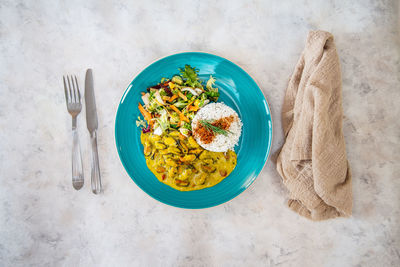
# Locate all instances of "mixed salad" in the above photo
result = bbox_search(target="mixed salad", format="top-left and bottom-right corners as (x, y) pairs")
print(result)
(136, 65), (220, 137)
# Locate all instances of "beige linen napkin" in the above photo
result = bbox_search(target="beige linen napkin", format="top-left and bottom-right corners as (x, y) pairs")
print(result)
(276, 30), (352, 221)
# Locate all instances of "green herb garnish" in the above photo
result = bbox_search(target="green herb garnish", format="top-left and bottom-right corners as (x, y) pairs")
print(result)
(205, 91), (219, 98)
(179, 65), (203, 89)
(182, 122), (192, 130)
(199, 119), (232, 136)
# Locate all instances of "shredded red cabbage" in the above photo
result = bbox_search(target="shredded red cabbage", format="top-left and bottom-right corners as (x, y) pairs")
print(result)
(146, 83), (173, 96)
(164, 87), (173, 96)
(142, 125), (151, 133)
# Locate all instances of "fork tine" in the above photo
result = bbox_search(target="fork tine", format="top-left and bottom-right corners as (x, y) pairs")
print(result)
(63, 76), (69, 103)
(74, 76), (81, 103)
(71, 75), (77, 103)
(67, 76), (73, 103)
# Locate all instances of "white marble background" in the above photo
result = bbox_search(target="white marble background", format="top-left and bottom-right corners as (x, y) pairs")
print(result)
(1, 0), (399, 266)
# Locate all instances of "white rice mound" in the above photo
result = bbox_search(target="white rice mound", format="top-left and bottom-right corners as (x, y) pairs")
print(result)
(192, 103), (242, 152)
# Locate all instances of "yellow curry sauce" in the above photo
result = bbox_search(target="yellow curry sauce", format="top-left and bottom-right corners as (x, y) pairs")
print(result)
(141, 131), (237, 191)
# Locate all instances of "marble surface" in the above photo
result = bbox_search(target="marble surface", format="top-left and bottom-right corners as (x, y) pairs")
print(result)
(1, 0), (399, 266)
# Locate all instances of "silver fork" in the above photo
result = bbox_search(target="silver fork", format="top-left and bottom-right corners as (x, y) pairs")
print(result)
(63, 75), (84, 190)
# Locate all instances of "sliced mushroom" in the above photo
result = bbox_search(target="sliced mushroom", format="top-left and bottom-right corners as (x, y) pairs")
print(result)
(169, 131), (180, 137)
(199, 150), (212, 160)
(179, 141), (189, 153)
(167, 147), (181, 155)
(187, 136), (200, 148)
(219, 169), (227, 177)
(156, 166), (166, 173)
(201, 164), (216, 173)
(163, 136), (177, 147)
(168, 167), (177, 178)
(194, 174), (207, 185)
(143, 145), (152, 156)
(180, 154), (196, 162)
(158, 149), (170, 155)
(175, 179), (189, 187)
(150, 134), (161, 141)
(155, 142), (167, 150)
(202, 158), (214, 165)
(180, 168), (192, 180)
(188, 148), (203, 155)
(165, 158), (178, 167)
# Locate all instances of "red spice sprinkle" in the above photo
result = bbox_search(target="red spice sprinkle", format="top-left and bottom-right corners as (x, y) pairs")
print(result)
(194, 115), (235, 144)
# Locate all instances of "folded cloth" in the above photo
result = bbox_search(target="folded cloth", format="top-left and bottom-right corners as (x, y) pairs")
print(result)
(276, 30), (352, 221)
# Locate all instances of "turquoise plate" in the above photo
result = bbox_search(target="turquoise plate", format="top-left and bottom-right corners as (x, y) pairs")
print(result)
(115, 52), (272, 209)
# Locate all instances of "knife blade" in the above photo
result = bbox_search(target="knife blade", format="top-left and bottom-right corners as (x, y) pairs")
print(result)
(85, 69), (102, 194)
(85, 69), (98, 132)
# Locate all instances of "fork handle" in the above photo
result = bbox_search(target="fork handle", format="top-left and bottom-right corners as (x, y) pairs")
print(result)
(72, 128), (84, 190)
(90, 131), (102, 194)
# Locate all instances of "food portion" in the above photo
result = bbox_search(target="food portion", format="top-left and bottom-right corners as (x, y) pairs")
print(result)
(136, 65), (242, 191)
(192, 103), (242, 152)
(141, 131), (237, 191)
(136, 65), (219, 137)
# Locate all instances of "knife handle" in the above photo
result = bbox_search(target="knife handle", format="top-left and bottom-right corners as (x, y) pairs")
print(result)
(90, 131), (102, 194)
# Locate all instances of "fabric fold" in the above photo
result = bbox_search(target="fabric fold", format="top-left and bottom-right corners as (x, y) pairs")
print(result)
(276, 30), (352, 221)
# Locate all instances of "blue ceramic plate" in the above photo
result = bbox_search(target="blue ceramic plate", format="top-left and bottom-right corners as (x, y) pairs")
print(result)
(115, 52), (272, 209)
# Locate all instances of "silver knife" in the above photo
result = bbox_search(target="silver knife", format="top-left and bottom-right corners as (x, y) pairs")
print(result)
(85, 69), (102, 194)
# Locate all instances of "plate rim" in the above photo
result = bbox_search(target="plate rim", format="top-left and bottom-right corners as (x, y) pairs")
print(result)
(115, 51), (273, 209)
